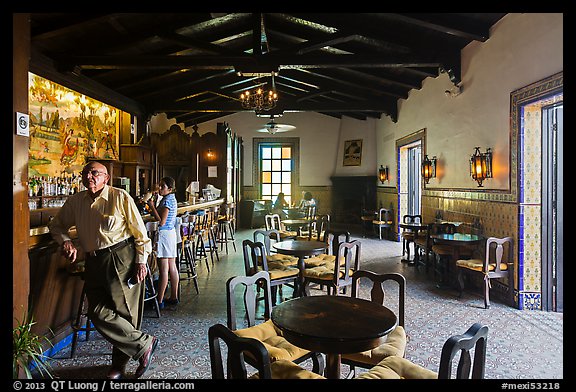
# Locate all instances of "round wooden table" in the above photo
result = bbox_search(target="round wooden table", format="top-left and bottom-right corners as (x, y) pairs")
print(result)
(273, 240), (328, 297)
(271, 295), (397, 379)
(430, 233), (484, 289)
(281, 218), (310, 231)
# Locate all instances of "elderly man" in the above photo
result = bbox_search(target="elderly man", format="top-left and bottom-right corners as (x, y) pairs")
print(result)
(48, 161), (157, 379)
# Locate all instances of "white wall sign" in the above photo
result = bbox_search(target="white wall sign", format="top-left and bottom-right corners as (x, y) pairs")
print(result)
(208, 166), (218, 178)
(16, 112), (29, 136)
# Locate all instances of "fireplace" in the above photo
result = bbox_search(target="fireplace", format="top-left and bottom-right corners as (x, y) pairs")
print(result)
(330, 176), (377, 225)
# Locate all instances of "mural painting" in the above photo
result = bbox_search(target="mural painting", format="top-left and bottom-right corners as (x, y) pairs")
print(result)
(28, 73), (119, 178)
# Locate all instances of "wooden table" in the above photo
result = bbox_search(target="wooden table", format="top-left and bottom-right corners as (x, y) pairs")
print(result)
(281, 218), (310, 231)
(273, 240), (328, 297)
(430, 233), (484, 288)
(271, 295), (397, 379)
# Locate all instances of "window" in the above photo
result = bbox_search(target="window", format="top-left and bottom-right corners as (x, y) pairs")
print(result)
(254, 138), (299, 206)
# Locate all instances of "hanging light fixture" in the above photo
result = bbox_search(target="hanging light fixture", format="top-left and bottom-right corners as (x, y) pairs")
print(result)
(378, 165), (389, 183)
(240, 72), (279, 112)
(421, 155), (437, 184)
(470, 147), (492, 187)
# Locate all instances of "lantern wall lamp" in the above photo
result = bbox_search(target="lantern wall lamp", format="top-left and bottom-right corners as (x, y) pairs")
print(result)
(470, 147), (492, 187)
(378, 165), (389, 183)
(421, 155), (437, 184)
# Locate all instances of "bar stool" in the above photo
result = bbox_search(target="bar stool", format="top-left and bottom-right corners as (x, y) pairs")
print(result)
(69, 261), (97, 358)
(216, 202), (237, 254)
(144, 221), (162, 317)
(179, 214), (199, 294)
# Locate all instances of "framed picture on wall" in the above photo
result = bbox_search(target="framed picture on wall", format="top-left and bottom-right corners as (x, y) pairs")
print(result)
(343, 139), (363, 166)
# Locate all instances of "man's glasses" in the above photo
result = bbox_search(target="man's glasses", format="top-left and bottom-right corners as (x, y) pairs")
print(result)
(82, 169), (107, 178)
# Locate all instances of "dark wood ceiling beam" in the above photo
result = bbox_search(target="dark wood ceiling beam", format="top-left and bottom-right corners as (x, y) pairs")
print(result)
(157, 32), (239, 55)
(386, 13), (491, 42)
(31, 13), (124, 41)
(56, 53), (444, 70)
(152, 99), (393, 114)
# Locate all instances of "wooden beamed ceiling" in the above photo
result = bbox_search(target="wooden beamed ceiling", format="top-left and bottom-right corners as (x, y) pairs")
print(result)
(30, 12), (506, 126)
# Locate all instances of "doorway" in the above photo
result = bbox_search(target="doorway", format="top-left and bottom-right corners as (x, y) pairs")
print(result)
(397, 129), (425, 239)
(542, 103), (563, 312)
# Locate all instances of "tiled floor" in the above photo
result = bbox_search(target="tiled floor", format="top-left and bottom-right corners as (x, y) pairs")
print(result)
(46, 228), (563, 380)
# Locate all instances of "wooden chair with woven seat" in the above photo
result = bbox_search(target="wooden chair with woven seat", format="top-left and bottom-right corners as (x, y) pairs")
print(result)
(264, 213), (298, 240)
(301, 239), (361, 296)
(253, 229), (298, 267)
(373, 207), (393, 240)
(297, 214), (330, 241)
(430, 222), (458, 282)
(414, 223), (434, 271)
(356, 323), (489, 379)
(302, 229), (351, 268)
(225, 271), (325, 376)
(208, 323), (325, 379)
(401, 214), (422, 261)
(341, 270), (407, 378)
(456, 236), (515, 309)
(144, 221), (162, 317)
(242, 239), (300, 304)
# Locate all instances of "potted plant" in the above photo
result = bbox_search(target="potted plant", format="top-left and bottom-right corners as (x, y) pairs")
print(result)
(13, 310), (54, 379)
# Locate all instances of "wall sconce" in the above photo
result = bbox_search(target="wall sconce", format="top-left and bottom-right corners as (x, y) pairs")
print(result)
(421, 155), (437, 184)
(470, 147), (492, 187)
(206, 148), (215, 160)
(378, 165), (389, 183)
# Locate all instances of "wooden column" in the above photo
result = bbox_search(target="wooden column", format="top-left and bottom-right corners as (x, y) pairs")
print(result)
(13, 13), (31, 326)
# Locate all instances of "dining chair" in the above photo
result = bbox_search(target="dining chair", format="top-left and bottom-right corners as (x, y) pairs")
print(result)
(414, 223), (434, 271)
(264, 213), (298, 240)
(208, 323), (325, 379)
(401, 214), (422, 260)
(356, 323), (489, 379)
(341, 270), (407, 378)
(224, 271), (325, 375)
(253, 229), (298, 267)
(301, 239), (361, 296)
(456, 236), (515, 309)
(242, 239), (299, 304)
(302, 229), (351, 268)
(430, 222), (458, 281)
(372, 208), (393, 240)
(298, 214), (330, 241)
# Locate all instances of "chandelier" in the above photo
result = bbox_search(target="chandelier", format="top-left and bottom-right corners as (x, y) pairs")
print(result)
(240, 74), (278, 112)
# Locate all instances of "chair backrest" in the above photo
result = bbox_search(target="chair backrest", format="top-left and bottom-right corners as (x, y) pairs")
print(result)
(242, 239), (269, 277)
(324, 229), (351, 256)
(403, 214), (422, 224)
(351, 270), (406, 327)
(145, 221), (159, 243)
(226, 270), (273, 330)
(264, 214), (282, 231)
(305, 214), (331, 241)
(208, 322), (272, 379)
(304, 204), (317, 220)
(438, 323), (489, 379)
(431, 222), (456, 235)
(331, 240), (361, 287)
(253, 229), (281, 254)
(484, 237), (514, 275)
(376, 208), (393, 225)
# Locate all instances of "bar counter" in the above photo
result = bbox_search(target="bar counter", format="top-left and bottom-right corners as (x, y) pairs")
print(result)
(27, 198), (224, 346)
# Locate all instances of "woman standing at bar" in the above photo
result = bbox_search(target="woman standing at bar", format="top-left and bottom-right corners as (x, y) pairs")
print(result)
(147, 177), (179, 308)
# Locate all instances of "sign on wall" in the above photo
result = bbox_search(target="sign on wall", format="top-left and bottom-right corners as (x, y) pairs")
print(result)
(343, 139), (363, 166)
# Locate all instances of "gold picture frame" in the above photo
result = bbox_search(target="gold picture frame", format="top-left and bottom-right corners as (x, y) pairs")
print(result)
(343, 139), (362, 166)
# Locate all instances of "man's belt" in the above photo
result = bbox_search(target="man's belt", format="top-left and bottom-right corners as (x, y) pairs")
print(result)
(88, 237), (133, 257)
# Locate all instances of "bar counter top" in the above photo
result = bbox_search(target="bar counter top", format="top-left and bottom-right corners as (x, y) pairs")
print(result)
(29, 198), (225, 241)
